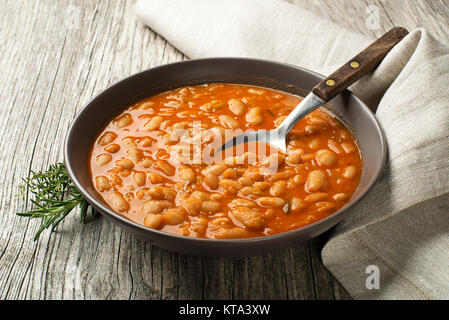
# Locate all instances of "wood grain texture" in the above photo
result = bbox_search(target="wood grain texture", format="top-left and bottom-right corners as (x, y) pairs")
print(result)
(1, 0), (447, 300)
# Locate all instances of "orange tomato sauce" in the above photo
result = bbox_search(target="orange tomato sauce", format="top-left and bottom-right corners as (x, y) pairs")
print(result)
(89, 84), (362, 239)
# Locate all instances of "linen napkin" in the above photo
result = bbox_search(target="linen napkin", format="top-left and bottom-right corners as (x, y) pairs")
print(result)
(136, 0), (449, 299)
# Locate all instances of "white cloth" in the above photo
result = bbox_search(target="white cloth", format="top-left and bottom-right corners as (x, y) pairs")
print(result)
(136, 0), (449, 299)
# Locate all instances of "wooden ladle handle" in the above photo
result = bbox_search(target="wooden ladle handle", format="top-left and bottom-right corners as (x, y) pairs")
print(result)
(312, 27), (409, 101)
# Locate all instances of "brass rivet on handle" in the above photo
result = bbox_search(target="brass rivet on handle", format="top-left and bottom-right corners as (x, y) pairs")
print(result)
(326, 79), (336, 86)
(350, 61), (360, 68)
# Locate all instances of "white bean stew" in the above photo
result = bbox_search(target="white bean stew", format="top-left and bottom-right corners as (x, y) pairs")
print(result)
(90, 84), (362, 239)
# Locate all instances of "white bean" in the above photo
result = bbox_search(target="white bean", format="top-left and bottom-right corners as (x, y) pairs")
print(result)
(290, 197), (306, 213)
(96, 154), (112, 166)
(245, 107), (262, 124)
(179, 167), (195, 182)
(144, 116), (164, 131)
(214, 227), (249, 239)
(98, 132), (117, 145)
(315, 149), (337, 166)
(143, 214), (164, 229)
(182, 198), (202, 216)
(154, 160), (175, 176)
(108, 192), (130, 212)
(343, 166), (357, 179)
(163, 208), (187, 225)
(341, 142), (355, 154)
(148, 172), (164, 184)
(204, 173), (219, 189)
(228, 98), (246, 115)
(133, 172), (146, 187)
(95, 175), (111, 191)
(239, 186), (255, 196)
(142, 200), (172, 215)
(127, 149), (143, 163)
(238, 176), (254, 186)
(218, 115), (239, 129)
(116, 158), (134, 170)
(219, 179), (242, 193)
(231, 206), (265, 229)
(140, 101), (155, 109)
(257, 197), (285, 208)
(201, 201), (220, 213)
(286, 150), (304, 165)
(308, 138), (320, 149)
(148, 186), (176, 200)
(114, 113), (133, 128)
(269, 181), (287, 197)
(222, 168), (238, 179)
(304, 192), (328, 203)
(333, 193), (348, 201)
(122, 137), (137, 148)
(202, 164), (228, 176)
(306, 170), (326, 192)
(104, 144), (120, 153)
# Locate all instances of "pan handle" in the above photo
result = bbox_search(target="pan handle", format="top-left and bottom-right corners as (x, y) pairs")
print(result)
(312, 27), (409, 101)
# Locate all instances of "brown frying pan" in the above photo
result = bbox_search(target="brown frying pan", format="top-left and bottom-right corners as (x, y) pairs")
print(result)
(64, 28), (408, 256)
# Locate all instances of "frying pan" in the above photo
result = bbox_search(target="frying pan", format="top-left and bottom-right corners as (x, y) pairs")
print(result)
(64, 57), (387, 256)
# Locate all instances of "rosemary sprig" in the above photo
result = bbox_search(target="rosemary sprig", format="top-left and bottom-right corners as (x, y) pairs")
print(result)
(17, 163), (93, 241)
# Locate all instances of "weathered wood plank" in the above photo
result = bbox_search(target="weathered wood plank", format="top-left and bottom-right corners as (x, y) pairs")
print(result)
(1, 0), (447, 300)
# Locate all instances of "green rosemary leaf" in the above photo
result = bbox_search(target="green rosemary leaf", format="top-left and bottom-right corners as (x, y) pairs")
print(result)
(51, 203), (78, 233)
(17, 162), (93, 241)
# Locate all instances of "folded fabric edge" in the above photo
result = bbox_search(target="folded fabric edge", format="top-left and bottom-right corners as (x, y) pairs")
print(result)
(134, 0), (369, 66)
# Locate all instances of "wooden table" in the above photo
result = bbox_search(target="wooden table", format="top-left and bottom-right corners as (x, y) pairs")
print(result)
(1, 0), (448, 300)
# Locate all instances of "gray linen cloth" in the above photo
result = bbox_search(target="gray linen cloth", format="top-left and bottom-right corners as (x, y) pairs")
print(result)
(136, 0), (449, 299)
